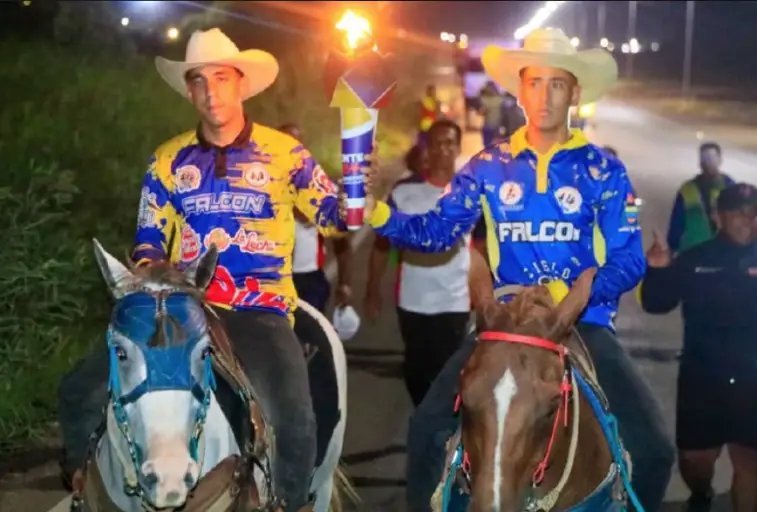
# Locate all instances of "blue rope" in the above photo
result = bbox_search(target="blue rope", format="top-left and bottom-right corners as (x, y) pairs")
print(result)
(441, 445), (462, 511)
(573, 371), (645, 512)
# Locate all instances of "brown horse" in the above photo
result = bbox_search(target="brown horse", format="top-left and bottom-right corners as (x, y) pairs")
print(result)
(437, 250), (631, 511)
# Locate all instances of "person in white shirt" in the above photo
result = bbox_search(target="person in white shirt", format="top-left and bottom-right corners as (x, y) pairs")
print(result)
(364, 120), (471, 406)
(279, 123), (352, 313)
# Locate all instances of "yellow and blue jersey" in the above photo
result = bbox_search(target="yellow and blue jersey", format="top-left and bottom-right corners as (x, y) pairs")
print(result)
(369, 127), (645, 330)
(132, 122), (346, 320)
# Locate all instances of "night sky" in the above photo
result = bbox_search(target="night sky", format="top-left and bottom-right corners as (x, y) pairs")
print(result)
(5, 1), (756, 86)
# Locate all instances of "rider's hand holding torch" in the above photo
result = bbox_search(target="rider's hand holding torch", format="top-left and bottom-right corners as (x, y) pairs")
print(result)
(326, 10), (397, 230)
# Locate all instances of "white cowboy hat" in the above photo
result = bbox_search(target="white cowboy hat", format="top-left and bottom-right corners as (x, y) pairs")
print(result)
(481, 27), (618, 105)
(155, 28), (279, 101)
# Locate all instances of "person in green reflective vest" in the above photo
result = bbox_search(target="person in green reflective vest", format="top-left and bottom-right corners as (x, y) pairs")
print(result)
(667, 142), (734, 253)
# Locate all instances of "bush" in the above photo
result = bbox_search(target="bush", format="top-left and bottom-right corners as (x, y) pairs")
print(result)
(0, 35), (419, 451)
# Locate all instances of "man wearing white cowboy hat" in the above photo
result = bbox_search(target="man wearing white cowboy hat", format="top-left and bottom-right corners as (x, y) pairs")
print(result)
(362, 28), (674, 510)
(58, 28), (349, 512)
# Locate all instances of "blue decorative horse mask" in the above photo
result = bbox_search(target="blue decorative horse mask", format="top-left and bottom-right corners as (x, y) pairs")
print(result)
(93, 239), (221, 480)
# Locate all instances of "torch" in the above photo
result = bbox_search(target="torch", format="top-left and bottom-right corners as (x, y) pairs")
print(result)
(325, 10), (397, 231)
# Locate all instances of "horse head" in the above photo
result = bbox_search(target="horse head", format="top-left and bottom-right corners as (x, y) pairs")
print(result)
(93, 239), (220, 509)
(461, 249), (607, 511)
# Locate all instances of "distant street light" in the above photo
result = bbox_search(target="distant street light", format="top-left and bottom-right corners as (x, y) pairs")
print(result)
(600, 37), (609, 48)
(621, 43), (630, 54)
(121, 17), (130, 27)
(650, 41), (660, 52)
(629, 37), (640, 54)
(167, 27), (180, 40)
(570, 37), (580, 48)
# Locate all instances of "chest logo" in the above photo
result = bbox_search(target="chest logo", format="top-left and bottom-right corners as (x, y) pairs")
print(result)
(237, 162), (271, 189)
(499, 181), (524, 207)
(555, 186), (583, 215)
(175, 165), (202, 194)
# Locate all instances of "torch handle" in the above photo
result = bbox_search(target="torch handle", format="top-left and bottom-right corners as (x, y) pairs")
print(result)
(340, 107), (379, 231)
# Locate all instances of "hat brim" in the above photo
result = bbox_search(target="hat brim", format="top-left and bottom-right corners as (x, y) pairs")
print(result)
(481, 46), (618, 105)
(155, 49), (279, 101)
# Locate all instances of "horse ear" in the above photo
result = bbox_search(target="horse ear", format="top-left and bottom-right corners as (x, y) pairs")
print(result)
(92, 238), (135, 299)
(184, 245), (219, 290)
(552, 268), (597, 335)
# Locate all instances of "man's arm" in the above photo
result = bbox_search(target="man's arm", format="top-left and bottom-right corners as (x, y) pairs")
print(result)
(332, 236), (352, 290)
(367, 159), (483, 253)
(289, 145), (347, 238)
(589, 161), (647, 305)
(666, 192), (685, 253)
(471, 216), (489, 266)
(640, 260), (682, 314)
(131, 155), (180, 265)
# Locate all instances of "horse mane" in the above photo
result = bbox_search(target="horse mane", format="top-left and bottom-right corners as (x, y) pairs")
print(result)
(128, 259), (230, 348)
(468, 247), (558, 336)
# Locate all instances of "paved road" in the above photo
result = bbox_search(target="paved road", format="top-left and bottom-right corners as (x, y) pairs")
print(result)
(4, 98), (757, 511)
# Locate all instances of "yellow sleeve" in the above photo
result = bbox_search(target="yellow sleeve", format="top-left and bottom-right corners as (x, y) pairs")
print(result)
(289, 144), (347, 238)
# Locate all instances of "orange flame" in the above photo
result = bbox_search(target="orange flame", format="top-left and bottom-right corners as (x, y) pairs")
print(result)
(335, 10), (372, 52)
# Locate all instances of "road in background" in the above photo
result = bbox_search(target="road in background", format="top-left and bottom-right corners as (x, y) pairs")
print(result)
(5, 82), (757, 511)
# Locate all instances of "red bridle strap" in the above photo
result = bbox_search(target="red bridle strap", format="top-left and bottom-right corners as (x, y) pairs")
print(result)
(477, 331), (569, 363)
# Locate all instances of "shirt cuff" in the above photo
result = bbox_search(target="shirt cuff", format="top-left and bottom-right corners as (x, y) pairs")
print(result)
(368, 201), (391, 228)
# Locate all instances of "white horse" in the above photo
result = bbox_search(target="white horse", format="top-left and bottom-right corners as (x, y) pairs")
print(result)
(60, 240), (351, 512)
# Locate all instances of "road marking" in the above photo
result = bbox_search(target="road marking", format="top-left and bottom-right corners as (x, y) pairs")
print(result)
(492, 369), (518, 510)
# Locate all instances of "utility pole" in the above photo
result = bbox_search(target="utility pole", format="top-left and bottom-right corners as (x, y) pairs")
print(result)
(597, 1), (606, 44)
(577, 2), (588, 45)
(626, 0), (637, 79)
(682, 1), (695, 96)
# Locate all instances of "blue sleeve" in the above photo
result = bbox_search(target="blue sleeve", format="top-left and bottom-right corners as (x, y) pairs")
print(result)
(372, 160), (483, 253)
(666, 192), (685, 253)
(589, 161), (646, 305)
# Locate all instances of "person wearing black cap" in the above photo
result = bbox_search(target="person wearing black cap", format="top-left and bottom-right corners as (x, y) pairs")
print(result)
(641, 182), (757, 512)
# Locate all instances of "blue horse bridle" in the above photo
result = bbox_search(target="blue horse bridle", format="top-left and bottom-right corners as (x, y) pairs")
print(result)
(106, 287), (217, 500)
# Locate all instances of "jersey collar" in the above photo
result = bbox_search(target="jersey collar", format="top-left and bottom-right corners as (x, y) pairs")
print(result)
(509, 126), (590, 193)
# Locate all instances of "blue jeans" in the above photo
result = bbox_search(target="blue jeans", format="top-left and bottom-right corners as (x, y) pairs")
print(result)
(405, 323), (675, 512)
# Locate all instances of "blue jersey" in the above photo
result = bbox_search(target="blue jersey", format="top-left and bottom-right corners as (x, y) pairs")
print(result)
(370, 128), (646, 329)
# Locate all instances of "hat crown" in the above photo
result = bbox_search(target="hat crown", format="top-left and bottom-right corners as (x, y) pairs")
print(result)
(185, 28), (241, 63)
(522, 28), (577, 56)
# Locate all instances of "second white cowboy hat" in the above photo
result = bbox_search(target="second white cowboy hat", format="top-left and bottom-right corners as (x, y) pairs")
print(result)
(481, 27), (618, 105)
(155, 28), (279, 101)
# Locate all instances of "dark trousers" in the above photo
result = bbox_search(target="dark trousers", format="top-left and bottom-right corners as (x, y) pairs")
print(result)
(58, 308), (315, 512)
(396, 308), (470, 407)
(405, 322), (675, 512)
(293, 270), (331, 314)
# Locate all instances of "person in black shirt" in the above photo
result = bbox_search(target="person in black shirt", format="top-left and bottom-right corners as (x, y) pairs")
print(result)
(641, 182), (757, 512)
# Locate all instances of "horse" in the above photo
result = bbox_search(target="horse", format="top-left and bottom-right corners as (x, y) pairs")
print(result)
(64, 239), (354, 512)
(431, 250), (641, 512)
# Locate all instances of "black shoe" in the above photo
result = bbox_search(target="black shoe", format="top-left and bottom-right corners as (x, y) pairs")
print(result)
(684, 491), (713, 512)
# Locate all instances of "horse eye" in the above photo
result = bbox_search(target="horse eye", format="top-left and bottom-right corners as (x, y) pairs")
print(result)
(115, 346), (128, 362)
(201, 346), (213, 360)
